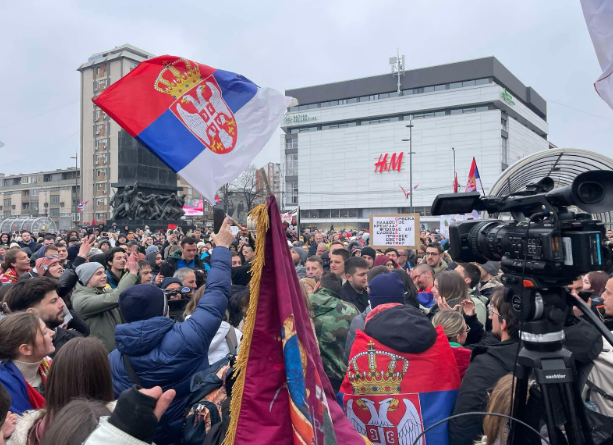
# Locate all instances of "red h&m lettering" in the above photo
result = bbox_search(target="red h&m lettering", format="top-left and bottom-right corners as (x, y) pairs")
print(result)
(375, 153), (403, 173)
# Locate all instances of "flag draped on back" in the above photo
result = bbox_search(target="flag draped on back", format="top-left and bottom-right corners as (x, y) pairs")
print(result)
(581, 0), (613, 110)
(93, 56), (295, 204)
(225, 196), (368, 445)
(464, 157), (482, 193)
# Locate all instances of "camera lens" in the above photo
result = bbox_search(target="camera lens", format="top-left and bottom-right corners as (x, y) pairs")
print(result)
(577, 182), (603, 204)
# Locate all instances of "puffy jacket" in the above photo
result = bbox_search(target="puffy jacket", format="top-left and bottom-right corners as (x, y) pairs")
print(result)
(109, 247), (231, 445)
(449, 316), (603, 445)
(71, 273), (138, 352)
(159, 250), (205, 278)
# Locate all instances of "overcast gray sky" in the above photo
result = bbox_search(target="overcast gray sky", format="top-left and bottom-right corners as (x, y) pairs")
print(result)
(1, 0), (612, 176)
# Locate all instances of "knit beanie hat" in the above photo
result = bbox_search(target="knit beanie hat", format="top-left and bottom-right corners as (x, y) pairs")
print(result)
(361, 246), (376, 259)
(290, 247), (307, 265)
(76, 262), (104, 286)
(369, 274), (406, 308)
(35, 256), (61, 275)
(482, 261), (500, 277)
(119, 284), (167, 323)
(161, 277), (183, 289)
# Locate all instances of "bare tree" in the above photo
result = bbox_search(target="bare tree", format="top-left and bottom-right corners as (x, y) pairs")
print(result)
(231, 165), (267, 212)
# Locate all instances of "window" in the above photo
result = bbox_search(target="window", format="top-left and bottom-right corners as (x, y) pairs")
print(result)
(290, 181), (298, 205)
(318, 209), (330, 218)
(130, 61), (139, 71)
(96, 198), (105, 207)
(95, 110), (100, 121)
(463, 80), (476, 87)
(50, 195), (60, 204)
(320, 102), (330, 108)
(96, 169), (107, 179)
(329, 100), (339, 106)
(379, 93), (389, 100)
(435, 111), (446, 117)
(389, 116), (400, 122)
(413, 87), (424, 94)
(346, 98), (358, 104)
(359, 96), (370, 102)
(290, 128), (299, 134)
(403, 89), (414, 95)
(3, 199), (11, 207)
(339, 208), (349, 218)
(423, 112), (435, 119)
(360, 120), (369, 126)
(338, 99), (347, 105)
(502, 117), (509, 132)
(463, 107), (477, 113)
(286, 153), (298, 176)
(449, 82), (462, 89)
(348, 208), (358, 218)
(31, 189), (39, 196)
(502, 137), (508, 164)
(450, 109), (462, 115)
(388, 92), (399, 98)
(434, 85), (446, 91)
(423, 86), (435, 93)
(20, 177), (30, 184)
(31, 202), (38, 210)
(348, 121), (357, 127)
(475, 78), (490, 85)
(97, 183), (106, 192)
(307, 103), (318, 110)
(22, 203), (29, 210)
(285, 138), (298, 150)
(476, 105), (489, 112)
(50, 208), (60, 217)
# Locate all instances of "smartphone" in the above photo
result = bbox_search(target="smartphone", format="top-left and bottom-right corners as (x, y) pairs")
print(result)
(87, 228), (94, 235)
(102, 232), (108, 237)
(213, 207), (226, 234)
(578, 290), (593, 302)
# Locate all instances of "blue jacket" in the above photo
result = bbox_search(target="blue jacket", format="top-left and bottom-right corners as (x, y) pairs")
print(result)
(0, 361), (34, 415)
(108, 247), (231, 445)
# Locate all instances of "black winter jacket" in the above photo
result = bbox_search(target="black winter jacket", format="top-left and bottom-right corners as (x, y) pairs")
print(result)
(339, 281), (369, 313)
(449, 316), (603, 445)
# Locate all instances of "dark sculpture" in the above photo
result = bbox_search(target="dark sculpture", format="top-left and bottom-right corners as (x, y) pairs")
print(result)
(111, 184), (186, 220)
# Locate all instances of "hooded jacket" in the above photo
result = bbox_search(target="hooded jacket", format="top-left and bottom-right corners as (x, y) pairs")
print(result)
(339, 281), (369, 313)
(71, 272), (138, 352)
(159, 249), (205, 277)
(308, 287), (359, 391)
(449, 316), (603, 445)
(108, 247), (230, 445)
(479, 274), (503, 301)
(432, 258), (450, 276)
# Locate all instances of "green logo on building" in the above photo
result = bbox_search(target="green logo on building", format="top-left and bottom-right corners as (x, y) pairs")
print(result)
(502, 88), (515, 106)
(284, 114), (317, 125)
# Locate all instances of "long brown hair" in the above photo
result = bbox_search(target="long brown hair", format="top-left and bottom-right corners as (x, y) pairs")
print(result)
(0, 312), (42, 360)
(184, 284), (206, 319)
(587, 270), (609, 296)
(483, 373), (514, 445)
(0, 248), (26, 271)
(39, 399), (111, 445)
(436, 271), (468, 301)
(44, 337), (114, 417)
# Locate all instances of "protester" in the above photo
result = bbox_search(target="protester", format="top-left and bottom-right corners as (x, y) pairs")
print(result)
(432, 310), (471, 379)
(308, 272), (359, 393)
(160, 237), (204, 277)
(71, 256), (139, 352)
(104, 248), (127, 290)
(305, 256), (323, 281)
(17, 232), (36, 252)
(583, 270), (609, 308)
(290, 247), (308, 279)
(329, 249), (348, 280)
(373, 254), (397, 270)
(8, 337), (114, 445)
(425, 242), (449, 275)
(360, 246), (376, 268)
(0, 313), (54, 415)
(432, 271), (487, 325)
(308, 232), (324, 256)
(108, 218), (233, 444)
(0, 250), (31, 284)
(475, 261), (503, 300)
(1, 383), (18, 445)
(231, 252), (242, 267)
(339, 257), (369, 312)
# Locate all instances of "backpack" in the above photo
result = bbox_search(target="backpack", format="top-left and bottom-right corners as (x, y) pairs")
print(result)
(182, 354), (236, 445)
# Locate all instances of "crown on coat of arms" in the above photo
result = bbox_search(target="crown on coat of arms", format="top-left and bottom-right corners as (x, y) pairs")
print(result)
(154, 58), (203, 98)
(348, 341), (408, 395)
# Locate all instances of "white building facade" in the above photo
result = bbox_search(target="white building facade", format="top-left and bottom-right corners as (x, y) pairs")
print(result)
(280, 57), (549, 231)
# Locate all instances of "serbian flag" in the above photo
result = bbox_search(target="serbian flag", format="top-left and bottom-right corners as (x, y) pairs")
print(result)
(340, 325), (460, 444)
(581, 0), (613, 110)
(214, 195), (221, 206)
(464, 157), (482, 193)
(77, 201), (88, 212)
(224, 196), (367, 445)
(453, 173), (458, 193)
(93, 56), (295, 204)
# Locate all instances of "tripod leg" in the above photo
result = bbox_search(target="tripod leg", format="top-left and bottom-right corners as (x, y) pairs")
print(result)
(566, 381), (596, 445)
(510, 367), (530, 445)
(540, 383), (563, 445)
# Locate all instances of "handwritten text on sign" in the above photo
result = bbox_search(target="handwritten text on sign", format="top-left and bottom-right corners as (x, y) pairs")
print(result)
(372, 216), (416, 247)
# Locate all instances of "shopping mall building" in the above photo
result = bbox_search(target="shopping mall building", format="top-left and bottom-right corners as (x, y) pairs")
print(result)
(280, 56), (550, 231)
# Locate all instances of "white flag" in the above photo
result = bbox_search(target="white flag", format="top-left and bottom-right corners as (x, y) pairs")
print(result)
(581, 0), (613, 110)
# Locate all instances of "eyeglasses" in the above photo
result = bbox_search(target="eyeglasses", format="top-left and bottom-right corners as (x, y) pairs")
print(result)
(45, 254), (59, 259)
(425, 252), (439, 256)
(488, 307), (503, 319)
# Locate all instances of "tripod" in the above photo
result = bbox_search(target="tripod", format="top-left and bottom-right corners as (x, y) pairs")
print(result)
(506, 282), (613, 445)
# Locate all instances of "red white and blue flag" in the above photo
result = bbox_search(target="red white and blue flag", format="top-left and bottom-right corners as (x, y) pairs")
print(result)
(340, 326), (460, 445)
(399, 184), (419, 200)
(93, 56), (295, 204)
(453, 172), (458, 193)
(464, 157), (482, 193)
(77, 201), (88, 212)
(214, 194), (221, 206)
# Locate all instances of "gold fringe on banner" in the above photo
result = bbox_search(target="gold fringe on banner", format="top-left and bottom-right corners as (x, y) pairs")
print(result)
(223, 203), (269, 445)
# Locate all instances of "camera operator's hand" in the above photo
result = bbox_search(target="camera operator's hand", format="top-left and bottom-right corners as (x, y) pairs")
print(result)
(155, 274), (164, 285)
(211, 216), (233, 248)
(461, 299), (475, 317)
(126, 252), (139, 275)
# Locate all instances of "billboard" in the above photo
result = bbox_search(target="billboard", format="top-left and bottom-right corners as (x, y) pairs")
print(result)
(182, 198), (204, 216)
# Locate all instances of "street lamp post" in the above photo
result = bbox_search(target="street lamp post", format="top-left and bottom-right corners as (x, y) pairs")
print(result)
(401, 120), (415, 213)
(70, 153), (78, 223)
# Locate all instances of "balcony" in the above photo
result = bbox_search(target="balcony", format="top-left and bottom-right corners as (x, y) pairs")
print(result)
(94, 155), (108, 167)
(94, 187), (107, 197)
(95, 138), (109, 153)
(95, 172), (108, 183)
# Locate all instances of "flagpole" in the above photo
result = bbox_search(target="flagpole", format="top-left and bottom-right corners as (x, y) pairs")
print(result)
(452, 147), (456, 192)
(476, 157), (487, 196)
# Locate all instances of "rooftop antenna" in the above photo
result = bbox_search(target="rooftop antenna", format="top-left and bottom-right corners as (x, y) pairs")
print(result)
(389, 48), (405, 95)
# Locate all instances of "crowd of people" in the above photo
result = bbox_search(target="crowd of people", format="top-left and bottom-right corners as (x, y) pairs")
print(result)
(0, 222), (611, 444)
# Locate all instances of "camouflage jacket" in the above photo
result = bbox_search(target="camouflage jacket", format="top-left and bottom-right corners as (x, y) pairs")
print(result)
(309, 288), (360, 383)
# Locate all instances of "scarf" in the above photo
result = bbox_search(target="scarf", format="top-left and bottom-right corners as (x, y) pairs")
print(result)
(0, 267), (19, 283)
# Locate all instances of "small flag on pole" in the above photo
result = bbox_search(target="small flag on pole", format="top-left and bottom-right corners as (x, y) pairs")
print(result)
(93, 56), (295, 205)
(77, 201), (88, 212)
(214, 194), (221, 206)
(399, 184), (419, 200)
(465, 157), (482, 193)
